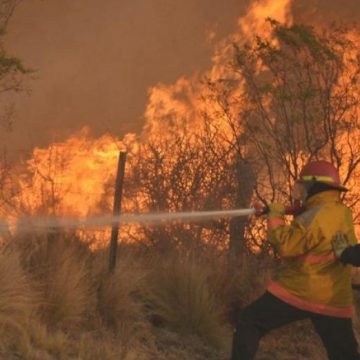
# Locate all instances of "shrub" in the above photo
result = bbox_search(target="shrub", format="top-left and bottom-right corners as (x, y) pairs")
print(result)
(11, 233), (95, 329)
(142, 253), (228, 349)
(97, 251), (148, 355)
(41, 236), (95, 328)
(0, 246), (37, 354)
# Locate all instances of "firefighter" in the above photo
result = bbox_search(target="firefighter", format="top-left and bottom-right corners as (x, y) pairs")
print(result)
(231, 160), (360, 360)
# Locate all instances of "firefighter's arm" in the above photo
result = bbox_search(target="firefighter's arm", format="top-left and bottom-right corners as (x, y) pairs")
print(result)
(340, 245), (360, 266)
(332, 232), (360, 266)
(332, 209), (360, 266)
(267, 203), (317, 258)
(268, 221), (314, 257)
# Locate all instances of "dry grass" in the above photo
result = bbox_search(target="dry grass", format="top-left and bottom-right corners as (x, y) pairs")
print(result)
(0, 235), (356, 359)
(0, 246), (37, 355)
(141, 253), (229, 349)
(76, 329), (152, 360)
(42, 241), (94, 328)
(150, 328), (227, 360)
(96, 251), (150, 357)
(11, 233), (95, 329)
(97, 252), (145, 326)
(26, 321), (68, 359)
(256, 320), (328, 360)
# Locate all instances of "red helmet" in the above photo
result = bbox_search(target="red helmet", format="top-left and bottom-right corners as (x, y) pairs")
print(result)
(298, 160), (347, 191)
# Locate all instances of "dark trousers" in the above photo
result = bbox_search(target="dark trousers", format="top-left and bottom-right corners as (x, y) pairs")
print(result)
(231, 292), (360, 360)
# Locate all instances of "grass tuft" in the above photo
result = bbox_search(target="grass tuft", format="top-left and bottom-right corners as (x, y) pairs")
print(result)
(0, 246), (37, 354)
(142, 253), (228, 349)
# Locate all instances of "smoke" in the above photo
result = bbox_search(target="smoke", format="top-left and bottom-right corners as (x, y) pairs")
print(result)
(291, 0), (360, 26)
(2, 0), (360, 157)
(3, 0), (246, 154)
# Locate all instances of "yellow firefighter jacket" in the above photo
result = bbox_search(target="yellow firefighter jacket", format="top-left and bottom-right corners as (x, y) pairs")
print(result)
(267, 190), (356, 318)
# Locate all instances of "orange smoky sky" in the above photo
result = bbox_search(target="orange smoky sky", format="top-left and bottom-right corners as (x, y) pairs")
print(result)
(2, 0), (360, 157)
(3, 0), (246, 155)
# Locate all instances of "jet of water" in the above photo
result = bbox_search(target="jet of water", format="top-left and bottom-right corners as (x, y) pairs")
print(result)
(1, 208), (256, 234)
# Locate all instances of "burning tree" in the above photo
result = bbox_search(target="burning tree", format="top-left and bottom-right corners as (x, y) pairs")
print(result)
(234, 20), (360, 198)
(128, 124), (233, 252)
(2, 18), (360, 264)
(208, 20), (360, 255)
(123, 21), (360, 258)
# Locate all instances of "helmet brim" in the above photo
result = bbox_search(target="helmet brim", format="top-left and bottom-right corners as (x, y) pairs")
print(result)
(297, 179), (348, 192)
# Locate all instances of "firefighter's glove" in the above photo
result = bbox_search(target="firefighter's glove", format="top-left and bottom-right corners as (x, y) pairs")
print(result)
(267, 203), (285, 230)
(254, 202), (268, 217)
(332, 232), (349, 259)
(268, 203), (285, 219)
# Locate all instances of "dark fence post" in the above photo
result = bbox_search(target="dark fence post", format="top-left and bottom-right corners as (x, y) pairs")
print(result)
(109, 151), (127, 273)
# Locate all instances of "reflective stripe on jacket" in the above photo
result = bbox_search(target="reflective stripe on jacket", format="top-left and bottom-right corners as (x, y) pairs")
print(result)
(267, 190), (356, 318)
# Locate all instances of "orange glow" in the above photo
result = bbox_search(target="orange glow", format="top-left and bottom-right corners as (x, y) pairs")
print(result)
(238, 0), (293, 36)
(2, 0), (360, 248)
(20, 128), (138, 216)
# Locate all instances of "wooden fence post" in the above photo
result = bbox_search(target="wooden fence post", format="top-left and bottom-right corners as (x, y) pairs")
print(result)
(109, 151), (127, 272)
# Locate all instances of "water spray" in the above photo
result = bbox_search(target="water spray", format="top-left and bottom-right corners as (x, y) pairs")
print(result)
(0, 208), (257, 234)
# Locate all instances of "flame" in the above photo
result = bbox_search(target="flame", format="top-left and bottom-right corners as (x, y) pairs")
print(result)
(4, 128), (138, 219)
(210, 0), (293, 80)
(144, 0), (294, 139)
(238, 0), (293, 36)
(2, 0), (360, 247)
